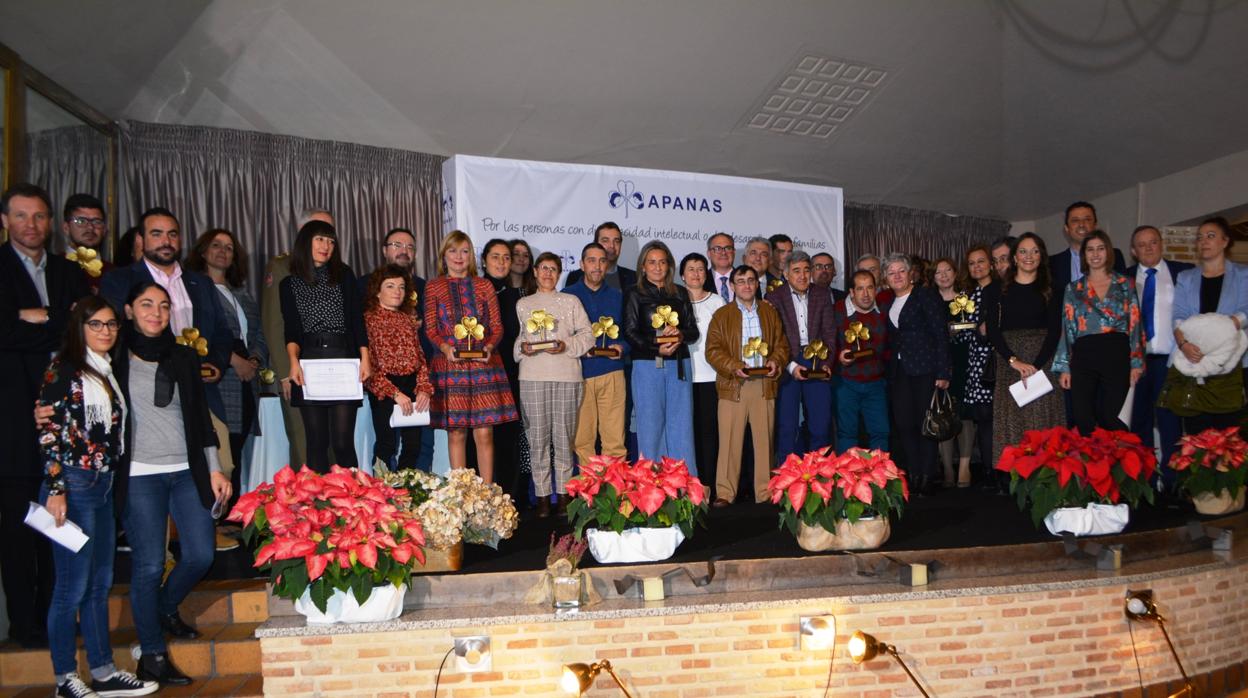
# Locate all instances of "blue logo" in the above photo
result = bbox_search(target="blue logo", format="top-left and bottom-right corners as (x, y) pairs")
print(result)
(608, 180), (645, 218)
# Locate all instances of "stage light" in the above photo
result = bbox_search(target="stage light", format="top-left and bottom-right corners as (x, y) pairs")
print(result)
(560, 660), (634, 697)
(453, 636), (491, 672)
(1123, 590), (1194, 698)
(800, 615), (836, 650)
(847, 630), (931, 698)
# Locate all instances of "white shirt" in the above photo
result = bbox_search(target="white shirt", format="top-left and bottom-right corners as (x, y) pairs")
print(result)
(711, 268), (734, 302)
(786, 289), (810, 375)
(845, 295), (877, 317)
(145, 259), (195, 334)
(688, 293), (726, 383)
(1136, 261), (1176, 355)
(889, 291), (911, 327)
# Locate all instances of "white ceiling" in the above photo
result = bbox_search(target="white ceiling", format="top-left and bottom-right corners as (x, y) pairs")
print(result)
(3, 0), (1247, 221)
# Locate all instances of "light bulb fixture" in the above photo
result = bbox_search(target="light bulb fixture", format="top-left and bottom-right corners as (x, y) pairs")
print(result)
(453, 636), (491, 672)
(1123, 590), (1194, 698)
(560, 659), (634, 697)
(800, 614), (837, 650)
(847, 630), (931, 698)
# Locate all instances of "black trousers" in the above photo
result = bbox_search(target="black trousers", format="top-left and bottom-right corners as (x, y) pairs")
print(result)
(0, 476), (54, 643)
(368, 373), (426, 471)
(691, 381), (719, 495)
(1070, 332), (1130, 436)
(888, 364), (938, 482)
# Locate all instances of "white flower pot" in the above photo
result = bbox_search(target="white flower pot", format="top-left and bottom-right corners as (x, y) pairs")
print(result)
(586, 525), (685, 564)
(1043, 503), (1129, 537)
(1192, 488), (1246, 516)
(295, 583), (407, 624)
(796, 517), (891, 552)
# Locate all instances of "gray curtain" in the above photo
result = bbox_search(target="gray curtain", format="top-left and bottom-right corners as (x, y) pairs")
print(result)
(26, 125), (112, 255)
(845, 202), (1010, 269)
(117, 121), (445, 296)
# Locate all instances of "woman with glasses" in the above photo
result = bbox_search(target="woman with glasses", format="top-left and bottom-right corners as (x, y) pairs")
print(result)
(984, 233), (1065, 467)
(39, 296), (158, 698)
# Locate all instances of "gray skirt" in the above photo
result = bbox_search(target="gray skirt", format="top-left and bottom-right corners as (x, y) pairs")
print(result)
(990, 328), (1065, 466)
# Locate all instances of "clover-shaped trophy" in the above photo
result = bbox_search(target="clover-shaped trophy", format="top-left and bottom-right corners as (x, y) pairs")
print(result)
(589, 316), (621, 358)
(742, 336), (771, 377)
(651, 305), (681, 345)
(67, 247), (104, 278)
(523, 309), (559, 353)
(453, 316), (487, 359)
(948, 293), (978, 332)
(176, 327), (216, 379)
(843, 320), (874, 361)
(767, 277), (785, 294)
(803, 339), (831, 380)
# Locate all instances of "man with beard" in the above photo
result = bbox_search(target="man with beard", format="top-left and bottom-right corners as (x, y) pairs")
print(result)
(811, 252), (847, 304)
(563, 222), (637, 290)
(60, 194), (112, 291)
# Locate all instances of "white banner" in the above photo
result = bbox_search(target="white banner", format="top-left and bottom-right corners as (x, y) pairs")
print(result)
(442, 155), (844, 288)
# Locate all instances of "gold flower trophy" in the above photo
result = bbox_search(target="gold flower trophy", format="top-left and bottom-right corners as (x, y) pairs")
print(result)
(453, 316), (487, 359)
(803, 339), (831, 380)
(67, 247), (104, 278)
(589, 316), (621, 358)
(742, 336), (771, 377)
(523, 309), (559, 353)
(948, 293), (978, 332)
(651, 305), (681, 345)
(177, 327), (217, 379)
(843, 320), (874, 362)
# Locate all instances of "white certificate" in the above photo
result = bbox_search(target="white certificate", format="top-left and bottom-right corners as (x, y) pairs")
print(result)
(25, 501), (89, 552)
(1008, 370), (1054, 408)
(300, 358), (364, 401)
(389, 404), (431, 428)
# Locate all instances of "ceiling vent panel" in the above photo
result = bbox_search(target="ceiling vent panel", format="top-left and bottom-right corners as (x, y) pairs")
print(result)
(740, 51), (892, 142)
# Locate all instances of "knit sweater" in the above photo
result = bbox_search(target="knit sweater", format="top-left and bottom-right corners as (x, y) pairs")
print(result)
(364, 307), (434, 400)
(513, 291), (595, 382)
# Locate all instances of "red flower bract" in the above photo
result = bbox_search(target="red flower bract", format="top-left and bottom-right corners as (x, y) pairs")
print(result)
(563, 456), (707, 537)
(767, 447), (909, 534)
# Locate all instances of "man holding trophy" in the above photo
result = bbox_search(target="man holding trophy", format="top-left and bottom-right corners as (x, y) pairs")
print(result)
(836, 269), (890, 452)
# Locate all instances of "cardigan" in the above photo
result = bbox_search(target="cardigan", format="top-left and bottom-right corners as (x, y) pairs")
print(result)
(514, 291), (595, 382)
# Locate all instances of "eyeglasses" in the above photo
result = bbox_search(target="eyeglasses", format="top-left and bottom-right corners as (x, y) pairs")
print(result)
(709, 245), (734, 254)
(85, 320), (120, 332)
(385, 242), (416, 252)
(813, 264), (834, 271)
(70, 217), (106, 228)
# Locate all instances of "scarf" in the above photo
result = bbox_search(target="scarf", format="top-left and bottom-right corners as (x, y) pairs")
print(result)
(124, 324), (181, 407)
(84, 349), (127, 455)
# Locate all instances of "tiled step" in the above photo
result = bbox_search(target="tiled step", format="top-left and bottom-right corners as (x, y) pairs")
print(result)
(109, 579), (269, 631)
(0, 674), (263, 697)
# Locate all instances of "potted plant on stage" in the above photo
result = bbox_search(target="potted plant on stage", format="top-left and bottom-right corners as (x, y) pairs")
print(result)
(229, 465), (426, 624)
(769, 447), (909, 552)
(1170, 427), (1248, 516)
(997, 427), (1156, 536)
(565, 455), (707, 564)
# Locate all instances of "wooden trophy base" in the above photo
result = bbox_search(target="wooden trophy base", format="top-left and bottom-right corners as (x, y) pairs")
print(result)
(655, 334), (681, 345)
(455, 349), (487, 360)
(806, 369), (831, 380)
(587, 346), (620, 358)
(523, 340), (558, 352)
(948, 321), (978, 332)
(743, 366), (771, 377)
(847, 348), (875, 362)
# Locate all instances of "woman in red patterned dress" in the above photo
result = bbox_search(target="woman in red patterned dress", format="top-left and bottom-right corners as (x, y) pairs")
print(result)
(424, 231), (519, 482)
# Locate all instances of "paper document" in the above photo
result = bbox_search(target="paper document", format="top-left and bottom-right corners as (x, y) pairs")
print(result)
(300, 359), (364, 401)
(25, 501), (89, 552)
(390, 404), (431, 428)
(1008, 370), (1055, 408)
(1118, 385), (1135, 426)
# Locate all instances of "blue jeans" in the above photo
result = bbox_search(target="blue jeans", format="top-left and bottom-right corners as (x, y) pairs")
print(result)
(123, 469), (215, 654)
(776, 357), (834, 464)
(631, 358), (697, 475)
(836, 378), (890, 452)
(41, 466), (117, 678)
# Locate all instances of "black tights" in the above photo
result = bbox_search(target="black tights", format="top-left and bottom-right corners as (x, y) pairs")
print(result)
(301, 403), (359, 472)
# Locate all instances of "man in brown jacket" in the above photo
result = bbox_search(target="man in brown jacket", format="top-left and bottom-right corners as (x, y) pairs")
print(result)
(704, 265), (789, 506)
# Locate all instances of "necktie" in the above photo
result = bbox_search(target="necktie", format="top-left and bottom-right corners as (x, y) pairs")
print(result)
(1142, 268), (1156, 342)
(719, 275), (730, 302)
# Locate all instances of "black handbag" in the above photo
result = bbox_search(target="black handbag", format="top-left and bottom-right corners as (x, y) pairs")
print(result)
(922, 387), (962, 441)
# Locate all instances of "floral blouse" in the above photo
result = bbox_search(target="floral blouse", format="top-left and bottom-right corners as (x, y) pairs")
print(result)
(1052, 273), (1144, 374)
(364, 307), (434, 400)
(39, 360), (126, 495)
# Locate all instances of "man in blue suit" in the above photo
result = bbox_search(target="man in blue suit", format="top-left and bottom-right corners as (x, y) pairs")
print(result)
(1126, 225), (1192, 485)
(101, 207), (233, 422)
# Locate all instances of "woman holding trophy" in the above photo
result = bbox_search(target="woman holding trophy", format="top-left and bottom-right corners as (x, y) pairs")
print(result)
(514, 252), (594, 517)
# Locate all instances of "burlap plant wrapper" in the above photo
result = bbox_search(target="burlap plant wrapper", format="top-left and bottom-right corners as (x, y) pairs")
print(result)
(524, 558), (602, 606)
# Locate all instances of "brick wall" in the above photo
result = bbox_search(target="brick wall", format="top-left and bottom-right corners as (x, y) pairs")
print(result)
(259, 562), (1248, 697)
(1163, 227), (1197, 264)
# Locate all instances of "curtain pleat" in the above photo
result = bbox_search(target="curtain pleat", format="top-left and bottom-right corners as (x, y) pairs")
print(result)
(26, 125), (112, 255)
(117, 121), (445, 296)
(845, 202), (1009, 268)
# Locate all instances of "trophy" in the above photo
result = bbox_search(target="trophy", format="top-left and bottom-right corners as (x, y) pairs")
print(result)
(651, 305), (681, 345)
(742, 336), (771, 377)
(948, 293), (978, 332)
(803, 339), (831, 380)
(177, 327), (216, 379)
(453, 316), (487, 359)
(67, 247), (104, 278)
(522, 309), (559, 353)
(259, 368), (276, 385)
(767, 277), (785, 293)
(589, 316), (621, 358)
(843, 321), (874, 361)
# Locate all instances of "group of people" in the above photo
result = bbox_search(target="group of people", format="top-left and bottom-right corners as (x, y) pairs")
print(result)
(2, 179), (1245, 697)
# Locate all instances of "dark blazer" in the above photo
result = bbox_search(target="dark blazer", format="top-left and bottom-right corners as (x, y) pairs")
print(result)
(1125, 259), (1194, 287)
(767, 285), (841, 364)
(1050, 246), (1127, 294)
(100, 261), (233, 419)
(564, 265), (637, 291)
(0, 242), (90, 478)
(830, 287), (848, 305)
(883, 286), (951, 381)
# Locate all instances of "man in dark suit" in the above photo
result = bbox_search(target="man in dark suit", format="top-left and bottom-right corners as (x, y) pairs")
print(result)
(744, 237), (782, 297)
(769, 251), (841, 465)
(1049, 201), (1127, 293)
(701, 232), (737, 302)
(101, 207), (233, 422)
(0, 183), (90, 647)
(563, 221), (637, 290)
(811, 252), (848, 304)
(1126, 225), (1193, 486)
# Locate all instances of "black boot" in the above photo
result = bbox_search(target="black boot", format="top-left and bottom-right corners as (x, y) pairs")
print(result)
(137, 652), (192, 686)
(160, 612), (200, 639)
(556, 494), (571, 517)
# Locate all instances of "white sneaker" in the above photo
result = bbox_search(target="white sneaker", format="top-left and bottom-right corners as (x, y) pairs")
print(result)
(56, 673), (100, 698)
(91, 670), (159, 697)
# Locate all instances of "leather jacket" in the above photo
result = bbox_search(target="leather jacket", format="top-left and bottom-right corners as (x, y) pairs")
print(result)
(622, 281), (699, 363)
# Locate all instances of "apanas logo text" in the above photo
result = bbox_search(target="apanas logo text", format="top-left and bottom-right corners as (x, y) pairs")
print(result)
(608, 179), (723, 217)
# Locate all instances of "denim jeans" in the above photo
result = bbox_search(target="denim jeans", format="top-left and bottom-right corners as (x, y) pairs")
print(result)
(40, 466), (117, 678)
(776, 357), (834, 464)
(123, 469), (215, 654)
(630, 358), (697, 475)
(836, 378), (890, 452)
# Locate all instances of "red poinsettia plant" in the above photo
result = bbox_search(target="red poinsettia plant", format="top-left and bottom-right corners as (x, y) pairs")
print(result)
(996, 427), (1156, 527)
(565, 455), (708, 538)
(229, 465), (426, 612)
(768, 447), (909, 536)
(1170, 427), (1248, 501)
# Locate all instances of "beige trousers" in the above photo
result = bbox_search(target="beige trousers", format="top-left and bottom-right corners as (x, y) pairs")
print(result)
(715, 379), (775, 504)
(573, 371), (628, 465)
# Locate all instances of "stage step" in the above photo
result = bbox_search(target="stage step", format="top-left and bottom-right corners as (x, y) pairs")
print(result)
(1, 581), (268, 693)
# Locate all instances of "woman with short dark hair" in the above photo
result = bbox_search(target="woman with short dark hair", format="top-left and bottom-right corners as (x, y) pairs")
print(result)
(364, 264), (433, 472)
